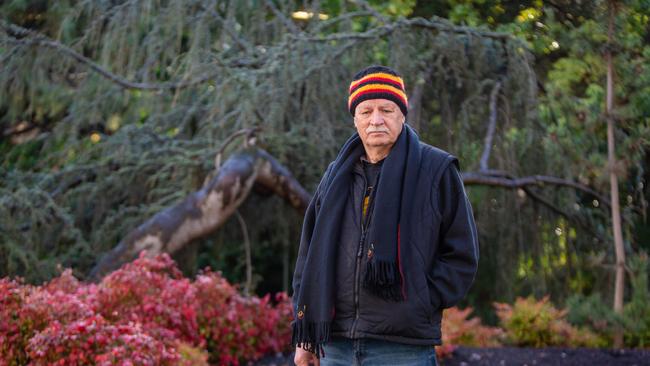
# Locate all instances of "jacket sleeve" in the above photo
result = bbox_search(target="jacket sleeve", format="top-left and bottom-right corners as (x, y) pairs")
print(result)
(428, 162), (479, 310)
(291, 163), (332, 309)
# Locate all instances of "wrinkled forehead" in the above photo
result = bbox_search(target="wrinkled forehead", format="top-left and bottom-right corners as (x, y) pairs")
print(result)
(356, 99), (399, 110)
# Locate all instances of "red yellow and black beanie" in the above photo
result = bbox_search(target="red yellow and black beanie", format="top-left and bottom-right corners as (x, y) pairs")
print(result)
(348, 65), (408, 117)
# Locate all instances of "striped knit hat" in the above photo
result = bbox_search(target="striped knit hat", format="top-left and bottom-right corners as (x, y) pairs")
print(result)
(348, 65), (408, 117)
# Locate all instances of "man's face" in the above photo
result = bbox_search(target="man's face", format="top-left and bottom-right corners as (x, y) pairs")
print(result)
(353, 99), (405, 149)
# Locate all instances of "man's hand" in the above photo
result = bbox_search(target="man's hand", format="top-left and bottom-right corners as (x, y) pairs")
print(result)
(294, 346), (320, 366)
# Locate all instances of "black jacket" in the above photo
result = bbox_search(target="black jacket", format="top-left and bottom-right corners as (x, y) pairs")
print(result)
(293, 142), (479, 346)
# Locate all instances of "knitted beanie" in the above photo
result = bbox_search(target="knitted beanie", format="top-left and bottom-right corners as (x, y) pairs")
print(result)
(348, 65), (408, 117)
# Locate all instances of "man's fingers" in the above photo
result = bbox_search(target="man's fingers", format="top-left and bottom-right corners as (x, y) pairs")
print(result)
(309, 352), (320, 366)
(294, 347), (318, 366)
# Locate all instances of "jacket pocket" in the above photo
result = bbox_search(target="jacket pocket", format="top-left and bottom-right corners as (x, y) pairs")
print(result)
(412, 269), (435, 322)
(425, 272), (443, 311)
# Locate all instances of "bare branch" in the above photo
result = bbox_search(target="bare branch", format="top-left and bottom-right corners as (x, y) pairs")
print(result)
(480, 81), (501, 171)
(235, 210), (253, 296)
(462, 171), (611, 209)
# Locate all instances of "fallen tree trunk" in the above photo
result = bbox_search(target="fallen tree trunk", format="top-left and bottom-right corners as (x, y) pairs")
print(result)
(90, 145), (611, 281)
(88, 147), (310, 280)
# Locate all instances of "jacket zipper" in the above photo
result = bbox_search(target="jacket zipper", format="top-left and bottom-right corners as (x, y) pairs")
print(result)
(350, 177), (372, 338)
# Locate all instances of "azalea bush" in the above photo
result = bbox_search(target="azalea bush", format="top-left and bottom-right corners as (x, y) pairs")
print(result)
(0, 253), (292, 366)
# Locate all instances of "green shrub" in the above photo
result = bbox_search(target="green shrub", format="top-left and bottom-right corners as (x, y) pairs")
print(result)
(623, 253), (650, 348)
(494, 296), (605, 347)
(567, 252), (650, 348)
(566, 293), (619, 346)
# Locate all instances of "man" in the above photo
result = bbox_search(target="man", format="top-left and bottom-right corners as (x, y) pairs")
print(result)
(292, 65), (479, 366)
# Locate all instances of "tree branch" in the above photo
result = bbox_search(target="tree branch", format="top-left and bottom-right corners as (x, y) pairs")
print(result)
(254, 149), (312, 212)
(2, 21), (222, 91)
(407, 65), (433, 131)
(202, 0), (255, 53)
(2, 15), (520, 94)
(264, 0), (301, 34)
(521, 186), (607, 243)
(480, 81), (501, 171)
(235, 210), (253, 296)
(462, 171), (611, 209)
(88, 147), (310, 280)
(347, 0), (387, 23)
(312, 10), (373, 32)
(295, 17), (517, 43)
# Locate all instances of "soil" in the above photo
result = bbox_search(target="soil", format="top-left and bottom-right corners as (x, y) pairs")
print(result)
(441, 346), (650, 366)
(254, 347), (650, 366)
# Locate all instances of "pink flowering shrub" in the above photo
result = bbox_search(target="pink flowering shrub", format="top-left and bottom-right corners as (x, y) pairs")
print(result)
(0, 252), (293, 366)
(27, 315), (182, 366)
(0, 278), (34, 365)
(194, 271), (293, 365)
(0, 276), (93, 365)
(92, 254), (202, 346)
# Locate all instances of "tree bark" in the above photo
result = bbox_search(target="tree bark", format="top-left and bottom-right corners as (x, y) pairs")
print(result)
(88, 147), (310, 281)
(606, 0), (626, 348)
(480, 81), (502, 171)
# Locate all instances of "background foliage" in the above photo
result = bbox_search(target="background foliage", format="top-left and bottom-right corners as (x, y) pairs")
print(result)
(1, 0), (649, 330)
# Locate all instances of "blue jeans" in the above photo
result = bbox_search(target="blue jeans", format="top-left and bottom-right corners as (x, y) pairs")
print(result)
(320, 337), (438, 366)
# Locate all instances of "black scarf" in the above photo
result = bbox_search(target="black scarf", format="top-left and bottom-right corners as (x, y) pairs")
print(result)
(292, 124), (422, 356)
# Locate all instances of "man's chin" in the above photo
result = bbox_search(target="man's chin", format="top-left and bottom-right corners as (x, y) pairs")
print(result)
(366, 133), (388, 141)
(365, 138), (391, 147)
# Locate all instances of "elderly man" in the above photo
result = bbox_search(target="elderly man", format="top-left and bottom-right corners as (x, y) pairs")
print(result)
(292, 65), (479, 366)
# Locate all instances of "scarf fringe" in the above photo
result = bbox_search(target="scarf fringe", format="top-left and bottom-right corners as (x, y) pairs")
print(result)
(363, 259), (404, 302)
(291, 319), (331, 358)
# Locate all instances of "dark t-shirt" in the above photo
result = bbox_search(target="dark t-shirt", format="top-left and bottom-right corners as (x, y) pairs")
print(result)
(361, 158), (383, 220)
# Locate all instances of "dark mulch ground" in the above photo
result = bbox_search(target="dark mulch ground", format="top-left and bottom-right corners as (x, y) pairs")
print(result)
(254, 347), (650, 366)
(441, 346), (650, 366)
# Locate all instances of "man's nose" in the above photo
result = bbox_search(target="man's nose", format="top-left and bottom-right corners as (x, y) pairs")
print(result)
(369, 109), (384, 125)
